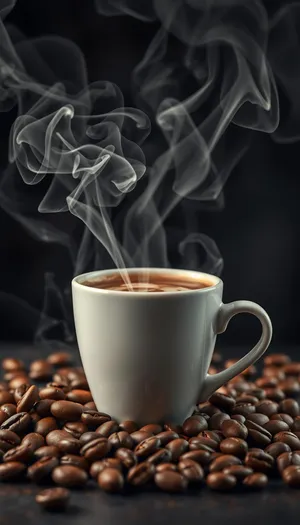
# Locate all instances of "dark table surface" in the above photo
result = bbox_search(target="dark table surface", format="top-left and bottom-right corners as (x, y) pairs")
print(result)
(0, 343), (299, 525)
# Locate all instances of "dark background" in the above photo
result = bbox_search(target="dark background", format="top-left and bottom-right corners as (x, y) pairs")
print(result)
(0, 0), (298, 346)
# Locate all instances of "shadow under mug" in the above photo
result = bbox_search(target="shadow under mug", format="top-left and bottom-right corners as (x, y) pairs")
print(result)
(72, 268), (272, 425)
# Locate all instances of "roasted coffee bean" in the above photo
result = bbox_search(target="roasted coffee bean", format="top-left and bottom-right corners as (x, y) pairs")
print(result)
(246, 420), (272, 446)
(178, 458), (204, 483)
(206, 472), (236, 491)
(265, 442), (291, 459)
(52, 465), (88, 488)
(98, 467), (124, 493)
(264, 354), (290, 367)
(271, 413), (293, 427)
(135, 436), (160, 458)
(36, 487), (70, 511)
(208, 413), (230, 430)
(182, 416), (208, 436)
(147, 448), (172, 466)
(274, 431), (300, 450)
(246, 413), (269, 426)
(28, 456), (59, 482)
(66, 390), (93, 404)
(209, 392), (235, 412)
(231, 403), (256, 417)
(188, 440), (215, 453)
(16, 385), (39, 414)
(47, 352), (73, 367)
(284, 363), (300, 376)
(115, 448), (138, 469)
(63, 421), (88, 439)
(61, 454), (89, 471)
(84, 402), (97, 410)
(200, 430), (222, 444)
(39, 387), (66, 401)
(264, 388), (285, 402)
(220, 438), (248, 458)
(119, 420), (138, 433)
(2, 357), (25, 372)
(34, 399), (55, 418)
(81, 410), (110, 428)
(263, 420), (290, 435)
(9, 376), (31, 390)
(256, 400), (278, 417)
(35, 417), (58, 437)
(0, 411), (8, 425)
(21, 432), (45, 452)
(30, 413), (41, 424)
(0, 412), (31, 434)
(155, 431), (179, 446)
(46, 430), (70, 447)
(245, 450), (274, 472)
(3, 444), (32, 463)
(155, 470), (188, 492)
(236, 395), (259, 405)
(279, 399), (300, 417)
(264, 367), (285, 381)
(180, 449), (212, 466)
(51, 401), (83, 421)
(108, 431), (133, 450)
(191, 435), (218, 450)
(166, 438), (189, 461)
(0, 461), (26, 480)
(139, 424), (162, 434)
(29, 360), (53, 381)
(231, 414), (246, 424)
(0, 405), (15, 419)
(277, 451), (300, 473)
(279, 379), (300, 397)
(80, 437), (111, 462)
(282, 465), (300, 487)
(243, 472), (268, 490)
(256, 377), (278, 389)
(156, 463), (177, 472)
(57, 437), (81, 455)
(221, 419), (248, 440)
(197, 404), (221, 417)
(79, 431), (100, 445)
(127, 462), (155, 486)
(209, 454), (241, 472)
(96, 420), (119, 437)
(164, 423), (183, 434)
(223, 465), (253, 481)
(34, 446), (60, 459)
(0, 429), (21, 451)
(292, 416), (300, 433)
(90, 458), (122, 478)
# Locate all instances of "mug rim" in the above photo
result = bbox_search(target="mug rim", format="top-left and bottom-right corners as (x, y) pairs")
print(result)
(72, 268), (223, 297)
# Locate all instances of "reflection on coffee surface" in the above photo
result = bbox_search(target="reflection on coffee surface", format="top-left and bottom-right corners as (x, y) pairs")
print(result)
(81, 271), (214, 292)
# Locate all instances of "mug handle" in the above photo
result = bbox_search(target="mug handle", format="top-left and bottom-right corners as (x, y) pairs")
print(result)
(198, 300), (272, 402)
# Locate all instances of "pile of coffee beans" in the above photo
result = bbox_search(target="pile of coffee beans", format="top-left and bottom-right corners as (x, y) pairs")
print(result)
(1, 351), (300, 511)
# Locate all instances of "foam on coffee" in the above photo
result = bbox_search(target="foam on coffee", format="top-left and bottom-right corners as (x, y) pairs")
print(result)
(81, 271), (214, 292)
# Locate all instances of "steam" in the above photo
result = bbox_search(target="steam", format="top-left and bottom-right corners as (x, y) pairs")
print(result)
(0, 0), (299, 341)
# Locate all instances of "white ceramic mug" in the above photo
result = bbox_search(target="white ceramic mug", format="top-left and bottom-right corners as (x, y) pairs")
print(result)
(72, 268), (272, 424)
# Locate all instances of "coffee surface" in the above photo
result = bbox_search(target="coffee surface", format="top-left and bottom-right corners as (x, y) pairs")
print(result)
(81, 271), (213, 292)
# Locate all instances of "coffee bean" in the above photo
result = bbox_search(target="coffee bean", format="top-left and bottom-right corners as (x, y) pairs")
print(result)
(16, 385), (39, 414)
(90, 458), (122, 478)
(182, 416), (208, 436)
(57, 437), (81, 455)
(47, 352), (73, 367)
(231, 403), (256, 417)
(0, 429), (21, 451)
(139, 424), (162, 435)
(165, 438), (189, 461)
(155, 470), (188, 492)
(22, 432), (45, 452)
(274, 431), (300, 450)
(200, 430), (222, 443)
(245, 420), (272, 446)
(147, 448), (172, 465)
(115, 447), (138, 469)
(98, 467), (124, 493)
(46, 430), (70, 447)
(0, 391), (15, 405)
(155, 431), (179, 446)
(135, 436), (160, 458)
(284, 363), (300, 376)
(265, 442), (291, 459)
(61, 454), (89, 471)
(256, 377), (278, 389)
(34, 399), (55, 418)
(29, 360), (53, 381)
(108, 431), (133, 450)
(35, 417), (58, 437)
(156, 463), (177, 472)
(0, 412), (31, 435)
(3, 443), (32, 463)
(209, 454), (241, 472)
(264, 420), (290, 435)
(127, 462), (155, 486)
(80, 437), (111, 461)
(236, 395), (259, 405)
(96, 420), (119, 437)
(79, 431), (100, 445)
(180, 450), (212, 466)
(223, 465), (253, 481)
(264, 354), (290, 367)
(292, 416), (300, 433)
(52, 465), (88, 488)
(282, 465), (300, 487)
(51, 401), (83, 421)
(220, 438), (248, 458)
(245, 450), (274, 472)
(13, 384), (30, 404)
(206, 472), (236, 491)
(246, 413), (269, 426)
(279, 379), (300, 397)
(277, 451), (300, 473)
(231, 414), (246, 424)
(221, 419), (248, 440)
(81, 410), (110, 428)
(209, 392), (235, 412)
(256, 400), (278, 417)
(197, 404), (221, 417)
(279, 399), (300, 417)
(192, 435), (218, 450)
(2, 358), (25, 372)
(84, 402), (97, 410)
(39, 387), (66, 401)
(36, 487), (70, 511)
(164, 423), (183, 434)
(271, 413), (293, 427)
(9, 377), (31, 390)
(178, 458), (204, 483)
(119, 420), (139, 433)
(209, 413), (230, 430)
(264, 367), (285, 381)
(0, 461), (26, 480)
(66, 390), (93, 404)
(243, 472), (268, 490)
(34, 446), (60, 459)
(28, 456), (60, 483)
(0, 411), (8, 425)
(63, 421), (88, 439)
